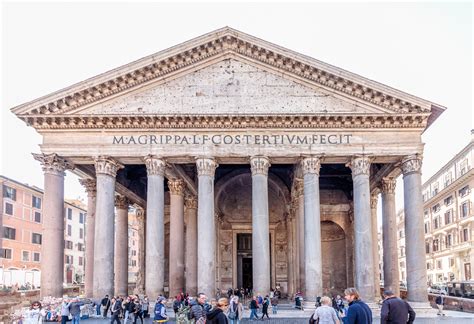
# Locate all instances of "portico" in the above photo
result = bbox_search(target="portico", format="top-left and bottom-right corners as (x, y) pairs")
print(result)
(12, 27), (445, 305)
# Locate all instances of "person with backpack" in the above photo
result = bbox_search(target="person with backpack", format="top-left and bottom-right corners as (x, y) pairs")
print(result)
(261, 296), (270, 319)
(101, 294), (111, 319)
(228, 296), (243, 324)
(249, 296), (259, 320)
(154, 296), (168, 323)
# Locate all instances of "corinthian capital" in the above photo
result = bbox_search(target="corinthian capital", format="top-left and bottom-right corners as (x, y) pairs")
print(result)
(370, 194), (378, 209)
(114, 195), (130, 209)
(381, 178), (397, 194)
(143, 155), (166, 176)
(33, 153), (74, 176)
(135, 207), (145, 220)
(250, 156), (271, 176)
(184, 195), (198, 209)
(196, 157), (218, 177)
(347, 156), (371, 177)
(94, 156), (123, 177)
(301, 156), (322, 175)
(168, 179), (185, 196)
(79, 178), (96, 196)
(401, 155), (423, 176)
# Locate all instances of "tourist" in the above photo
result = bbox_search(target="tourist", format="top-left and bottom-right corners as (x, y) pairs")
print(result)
(341, 288), (372, 324)
(123, 296), (135, 323)
(228, 296), (243, 324)
(69, 298), (85, 324)
(435, 293), (446, 316)
(153, 296), (168, 323)
(261, 295), (270, 319)
(142, 295), (149, 318)
(132, 298), (144, 324)
(188, 293), (207, 323)
(295, 292), (304, 310)
(206, 297), (229, 324)
(24, 301), (44, 324)
(249, 296), (259, 320)
(380, 289), (415, 324)
(173, 296), (181, 316)
(270, 295), (278, 314)
(110, 297), (122, 324)
(101, 294), (111, 318)
(334, 295), (344, 315)
(311, 296), (339, 324)
(60, 298), (71, 324)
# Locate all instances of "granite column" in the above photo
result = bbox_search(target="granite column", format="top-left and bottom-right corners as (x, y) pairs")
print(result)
(79, 178), (96, 298)
(370, 192), (381, 300)
(185, 195), (198, 296)
(114, 195), (129, 296)
(169, 179), (186, 297)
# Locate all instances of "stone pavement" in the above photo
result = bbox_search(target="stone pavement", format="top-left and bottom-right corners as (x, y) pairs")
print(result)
(79, 307), (474, 324)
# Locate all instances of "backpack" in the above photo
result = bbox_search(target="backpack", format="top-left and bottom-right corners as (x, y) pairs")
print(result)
(228, 303), (237, 320)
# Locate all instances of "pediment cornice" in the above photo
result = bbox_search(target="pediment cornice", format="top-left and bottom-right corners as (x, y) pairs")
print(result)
(24, 113), (430, 130)
(11, 27), (445, 125)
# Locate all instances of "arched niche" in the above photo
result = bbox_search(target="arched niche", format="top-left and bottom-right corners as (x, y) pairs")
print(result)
(321, 220), (347, 294)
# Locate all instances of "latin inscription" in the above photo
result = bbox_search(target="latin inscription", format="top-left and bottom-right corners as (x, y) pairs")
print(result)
(112, 134), (352, 145)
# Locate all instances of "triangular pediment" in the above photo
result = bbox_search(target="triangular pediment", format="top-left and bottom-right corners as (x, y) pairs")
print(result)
(75, 58), (386, 116)
(11, 27), (445, 128)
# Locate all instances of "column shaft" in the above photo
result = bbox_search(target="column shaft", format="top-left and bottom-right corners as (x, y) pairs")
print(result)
(144, 156), (166, 300)
(348, 156), (375, 302)
(251, 156), (271, 296)
(286, 217), (294, 297)
(136, 208), (146, 294)
(296, 181), (305, 293)
(302, 157), (323, 301)
(402, 155), (428, 303)
(370, 193), (381, 300)
(185, 196), (198, 296)
(169, 179), (185, 297)
(79, 179), (96, 298)
(382, 179), (400, 296)
(34, 153), (71, 298)
(196, 158), (218, 298)
(93, 156), (122, 298)
(114, 195), (129, 296)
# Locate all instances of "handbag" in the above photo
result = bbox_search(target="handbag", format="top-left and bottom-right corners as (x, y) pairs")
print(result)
(309, 314), (319, 324)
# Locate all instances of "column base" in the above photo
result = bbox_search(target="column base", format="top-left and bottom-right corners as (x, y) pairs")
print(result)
(408, 302), (437, 317)
(303, 301), (317, 310)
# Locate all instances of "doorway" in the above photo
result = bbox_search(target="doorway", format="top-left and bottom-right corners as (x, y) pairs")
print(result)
(237, 233), (252, 289)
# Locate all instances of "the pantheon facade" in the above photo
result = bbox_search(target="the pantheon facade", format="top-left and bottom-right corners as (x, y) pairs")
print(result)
(12, 28), (445, 305)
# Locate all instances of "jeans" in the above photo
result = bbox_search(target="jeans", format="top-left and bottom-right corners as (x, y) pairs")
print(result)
(249, 309), (259, 320)
(230, 319), (241, 324)
(96, 305), (101, 316)
(124, 310), (130, 323)
(272, 305), (277, 314)
(61, 315), (69, 324)
(110, 314), (121, 324)
(72, 314), (81, 324)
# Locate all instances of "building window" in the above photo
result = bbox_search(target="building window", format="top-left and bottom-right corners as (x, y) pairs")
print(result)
(77, 243), (83, 251)
(460, 159), (469, 175)
(432, 183), (439, 196)
(22, 251), (30, 262)
(461, 201), (471, 218)
(432, 204), (441, 213)
(444, 172), (453, 187)
(67, 208), (72, 220)
(449, 258), (455, 267)
(67, 224), (72, 236)
(445, 209), (452, 225)
(65, 255), (73, 264)
(399, 229), (404, 238)
(34, 211), (41, 223)
(4, 202), (13, 215)
(460, 186), (470, 197)
(3, 185), (16, 201)
(434, 216), (440, 229)
(79, 228), (84, 239)
(0, 248), (12, 259)
(433, 239), (439, 252)
(65, 240), (73, 249)
(3, 227), (16, 240)
(79, 257), (83, 266)
(426, 242), (431, 253)
(79, 213), (84, 224)
(437, 260), (442, 269)
(444, 196), (453, 206)
(427, 262), (432, 270)
(447, 234), (452, 247)
(425, 222), (430, 234)
(463, 228), (469, 242)
(32, 196), (41, 209)
(32, 233), (42, 244)
(33, 252), (40, 262)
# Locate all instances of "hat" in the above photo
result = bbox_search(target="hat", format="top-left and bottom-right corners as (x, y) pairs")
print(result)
(157, 296), (166, 303)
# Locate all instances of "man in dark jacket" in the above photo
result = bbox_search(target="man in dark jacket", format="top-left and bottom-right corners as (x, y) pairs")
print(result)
(188, 293), (207, 322)
(380, 290), (416, 324)
(435, 293), (445, 316)
(342, 287), (372, 324)
(110, 297), (122, 324)
(101, 295), (111, 318)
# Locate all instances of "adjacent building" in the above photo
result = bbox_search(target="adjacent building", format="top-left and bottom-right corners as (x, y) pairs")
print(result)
(398, 132), (474, 284)
(0, 176), (86, 287)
